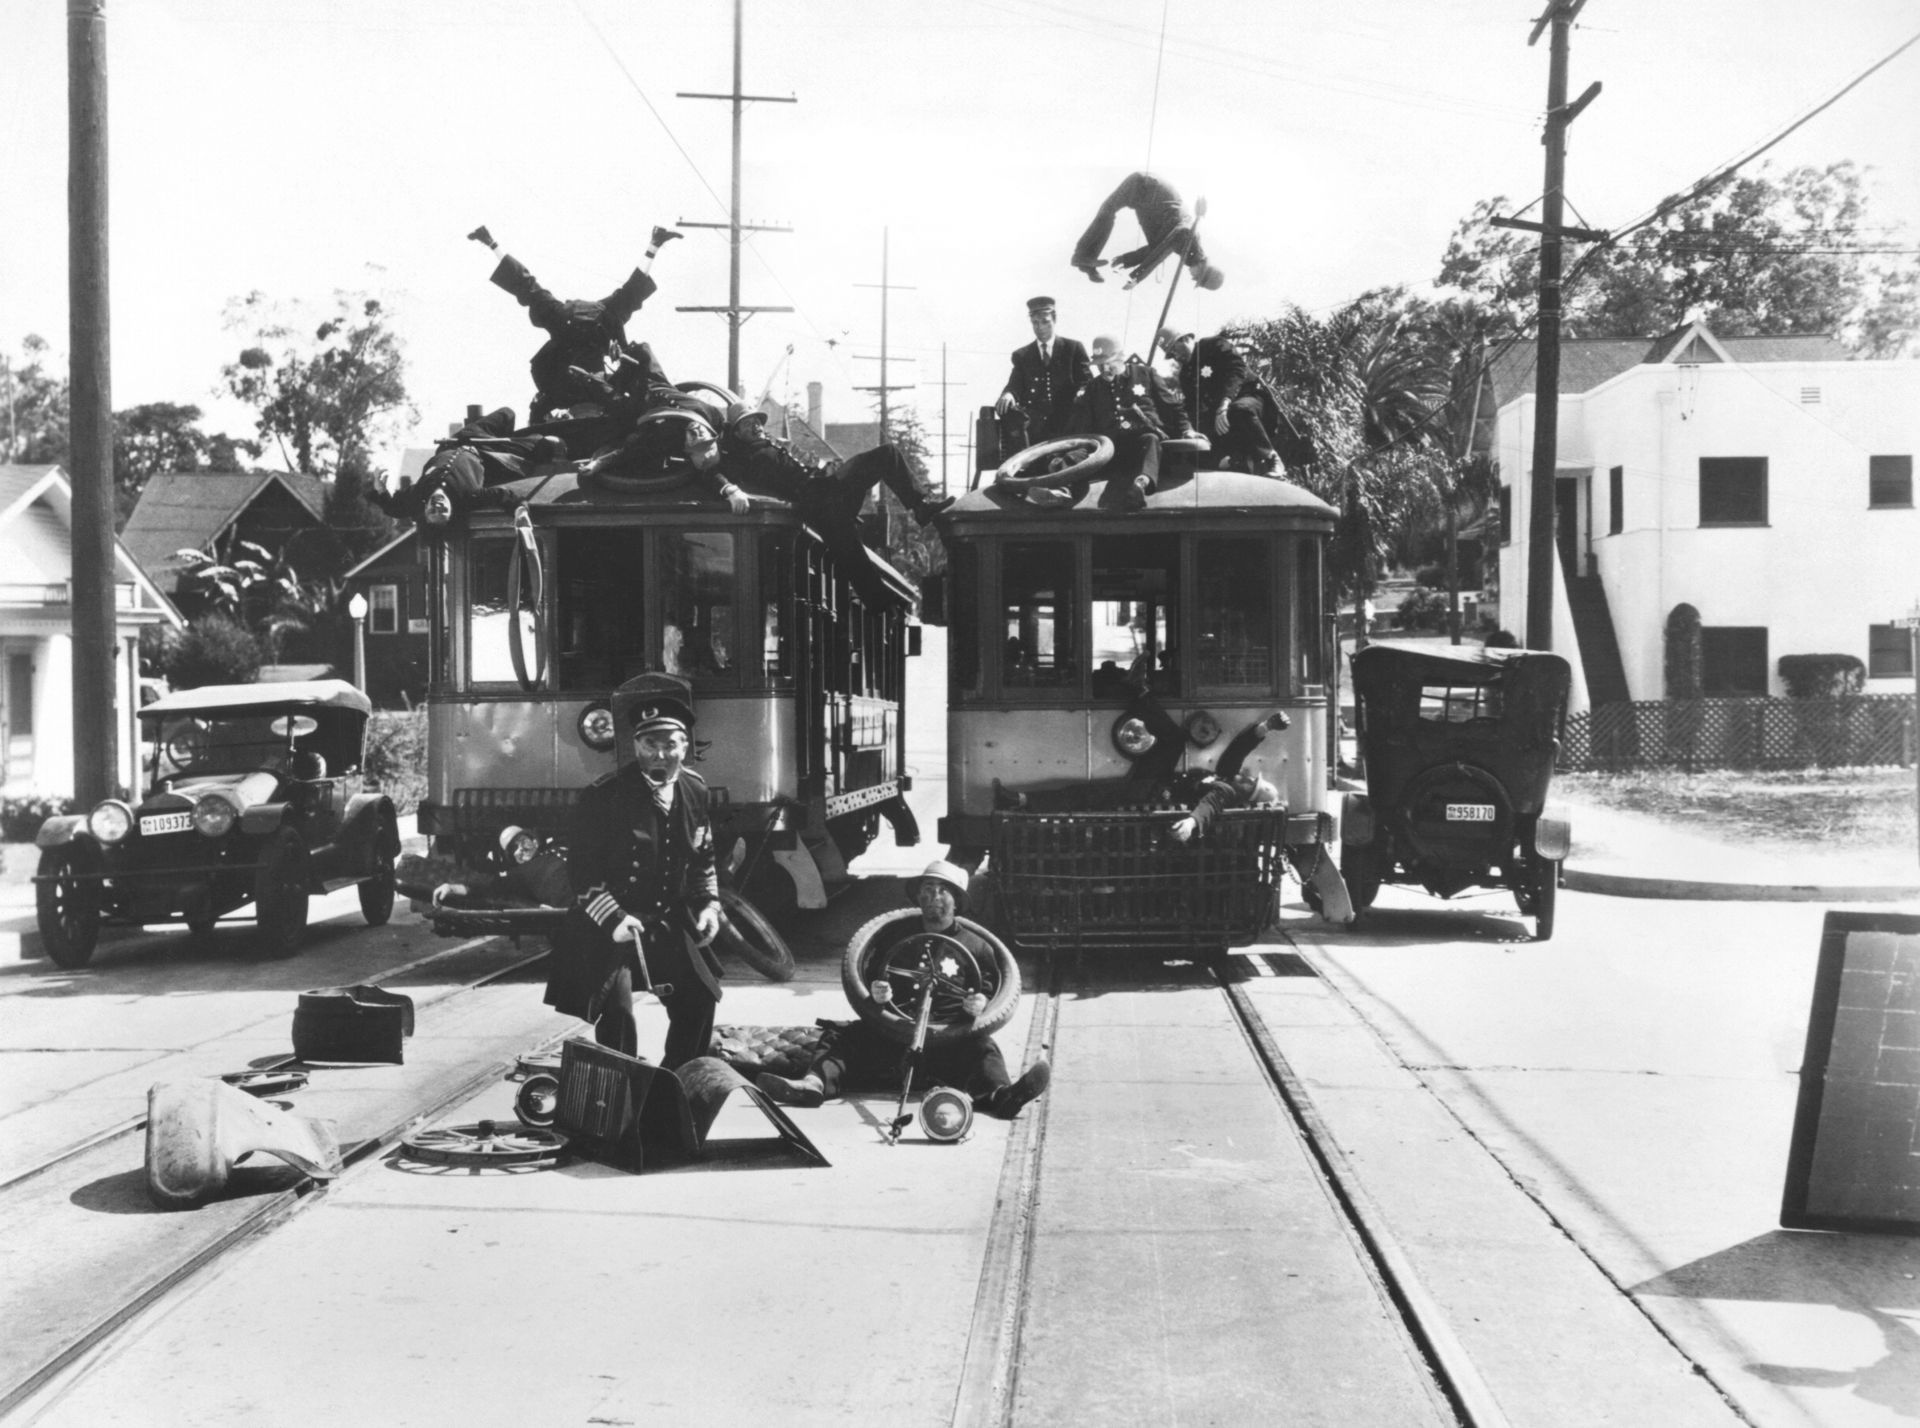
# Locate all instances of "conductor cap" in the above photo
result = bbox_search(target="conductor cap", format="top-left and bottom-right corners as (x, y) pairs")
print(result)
(1026, 295), (1057, 315)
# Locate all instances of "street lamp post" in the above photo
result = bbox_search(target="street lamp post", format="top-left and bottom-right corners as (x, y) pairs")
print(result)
(348, 592), (368, 693)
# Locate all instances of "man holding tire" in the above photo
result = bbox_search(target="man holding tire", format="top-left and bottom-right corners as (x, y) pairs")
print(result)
(756, 860), (1051, 1119)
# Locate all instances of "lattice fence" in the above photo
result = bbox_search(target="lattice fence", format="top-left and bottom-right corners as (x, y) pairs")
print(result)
(1560, 695), (1916, 772)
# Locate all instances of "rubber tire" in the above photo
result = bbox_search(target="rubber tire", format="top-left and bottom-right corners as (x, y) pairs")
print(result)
(36, 843), (103, 969)
(1341, 841), (1383, 912)
(358, 808), (400, 927)
(841, 909), (1020, 1048)
(1528, 854), (1559, 942)
(579, 409), (703, 495)
(991, 435), (1114, 492)
(253, 829), (311, 956)
(714, 887), (796, 983)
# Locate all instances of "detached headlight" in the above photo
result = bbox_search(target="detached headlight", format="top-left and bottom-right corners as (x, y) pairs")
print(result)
(88, 800), (133, 844)
(192, 793), (237, 838)
(1113, 716), (1157, 759)
(578, 703), (617, 752)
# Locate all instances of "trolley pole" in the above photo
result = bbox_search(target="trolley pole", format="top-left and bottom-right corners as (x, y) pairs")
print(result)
(69, 0), (118, 803)
(675, 0), (793, 394)
(1507, 0), (1603, 651)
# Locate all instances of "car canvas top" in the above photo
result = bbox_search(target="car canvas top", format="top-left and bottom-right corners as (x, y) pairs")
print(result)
(141, 679), (372, 717)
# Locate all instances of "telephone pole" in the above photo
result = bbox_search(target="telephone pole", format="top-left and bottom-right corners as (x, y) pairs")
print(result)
(69, 0), (117, 802)
(853, 228), (916, 439)
(919, 343), (970, 497)
(1506, 0), (1603, 651)
(675, 0), (793, 395)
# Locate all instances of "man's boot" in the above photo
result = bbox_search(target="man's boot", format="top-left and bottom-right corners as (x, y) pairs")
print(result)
(981, 1058), (1051, 1119)
(914, 494), (956, 527)
(756, 1071), (825, 1108)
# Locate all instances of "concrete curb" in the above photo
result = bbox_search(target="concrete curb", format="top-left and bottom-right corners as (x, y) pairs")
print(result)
(1563, 866), (1920, 903)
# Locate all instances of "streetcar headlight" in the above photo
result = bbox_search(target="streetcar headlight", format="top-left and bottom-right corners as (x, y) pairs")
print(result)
(191, 793), (237, 838)
(1183, 710), (1221, 749)
(88, 800), (133, 844)
(578, 702), (617, 751)
(1112, 716), (1156, 759)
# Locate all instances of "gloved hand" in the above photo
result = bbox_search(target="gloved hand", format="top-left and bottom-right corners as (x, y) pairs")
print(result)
(611, 914), (645, 946)
(692, 901), (723, 945)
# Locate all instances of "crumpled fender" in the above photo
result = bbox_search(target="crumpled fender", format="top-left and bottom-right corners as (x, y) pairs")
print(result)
(145, 1078), (342, 1210)
(239, 802), (288, 836)
(1339, 792), (1374, 847)
(34, 815), (89, 849)
(343, 792), (396, 841)
(1532, 815), (1572, 862)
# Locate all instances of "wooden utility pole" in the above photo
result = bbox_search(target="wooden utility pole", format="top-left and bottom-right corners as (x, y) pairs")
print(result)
(675, 0), (793, 394)
(69, 0), (117, 802)
(854, 228), (916, 438)
(1510, 0), (1603, 651)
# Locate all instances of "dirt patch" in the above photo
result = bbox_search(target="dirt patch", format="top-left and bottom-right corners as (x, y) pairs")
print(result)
(1558, 768), (1915, 853)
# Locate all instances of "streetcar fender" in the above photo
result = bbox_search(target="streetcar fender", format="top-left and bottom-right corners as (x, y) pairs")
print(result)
(774, 844), (828, 910)
(877, 792), (921, 848)
(1531, 815), (1571, 862)
(1339, 792), (1374, 846)
(145, 1078), (343, 1211)
(34, 815), (88, 849)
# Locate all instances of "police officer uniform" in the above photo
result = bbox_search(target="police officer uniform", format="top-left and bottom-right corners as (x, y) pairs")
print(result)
(544, 675), (724, 1069)
(1162, 329), (1282, 475)
(490, 253), (658, 421)
(1068, 338), (1171, 509)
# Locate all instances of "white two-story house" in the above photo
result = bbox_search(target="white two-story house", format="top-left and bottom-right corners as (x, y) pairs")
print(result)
(1494, 324), (1919, 711)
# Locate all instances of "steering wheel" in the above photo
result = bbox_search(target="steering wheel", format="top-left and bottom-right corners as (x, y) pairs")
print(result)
(165, 724), (206, 769)
(841, 913), (1022, 1047)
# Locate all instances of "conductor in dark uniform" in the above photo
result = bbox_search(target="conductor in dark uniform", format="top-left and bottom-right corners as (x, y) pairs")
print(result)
(995, 296), (1092, 456)
(544, 674), (725, 1070)
(1159, 327), (1282, 476)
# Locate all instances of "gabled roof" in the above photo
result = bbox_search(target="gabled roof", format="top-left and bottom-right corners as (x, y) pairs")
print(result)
(1488, 326), (1859, 410)
(343, 527), (417, 578)
(825, 421), (882, 460)
(0, 463), (184, 625)
(121, 469), (329, 577)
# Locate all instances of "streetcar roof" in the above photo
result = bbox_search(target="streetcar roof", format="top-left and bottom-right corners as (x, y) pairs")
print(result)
(141, 678), (373, 717)
(948, 467), (1338, 527)
(486, 468), (918, 602)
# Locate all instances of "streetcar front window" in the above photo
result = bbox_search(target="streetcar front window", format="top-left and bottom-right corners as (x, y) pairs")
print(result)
(556, 526), (647, 689)
(467, 536), (540, 687)
(1090, 534), (1179, 697)
(1296, 537), (1324, 686)
(660, 531), (740, 688)
(1195, 538), (1273, 691)
(1001, 540), (1076, 690)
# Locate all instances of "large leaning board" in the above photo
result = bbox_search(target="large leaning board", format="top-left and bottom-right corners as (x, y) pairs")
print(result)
(1782, 911), (1920, 1233)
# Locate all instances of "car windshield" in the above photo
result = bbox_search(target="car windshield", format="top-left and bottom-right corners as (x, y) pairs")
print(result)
(150, 713), (292, 783)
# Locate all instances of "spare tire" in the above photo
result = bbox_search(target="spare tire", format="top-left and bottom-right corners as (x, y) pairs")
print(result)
(992, 435), (1113, 492)
(841, 909), (1020, 1047)
(714, 887), (795, 983)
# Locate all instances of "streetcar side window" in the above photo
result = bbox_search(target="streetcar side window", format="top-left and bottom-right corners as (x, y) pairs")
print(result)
(760, 531), (796, 688)
(467, 536), (540, 688)
(950, 541), (981, 695)
(1295, 537), (1324, 686)
(1195, 538), (1273, 690)
(660, 531), (740, 688)
(1001, 540), (1077, 690)
(1090, 534), (1179, 697)
(556, 526), (647, 690)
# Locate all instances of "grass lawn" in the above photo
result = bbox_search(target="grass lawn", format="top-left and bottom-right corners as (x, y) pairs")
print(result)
(1557, 766), (1917, 854)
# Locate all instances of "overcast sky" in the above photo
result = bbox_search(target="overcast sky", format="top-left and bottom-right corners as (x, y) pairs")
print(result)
(3, 0), (1916, 487)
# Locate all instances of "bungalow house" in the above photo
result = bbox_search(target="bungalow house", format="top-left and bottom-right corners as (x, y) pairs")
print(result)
(1493, 324), (1920, 712)
(0, 465), (183, 797)
(120, 468), (334, 607)
(343, 528), (431, 708)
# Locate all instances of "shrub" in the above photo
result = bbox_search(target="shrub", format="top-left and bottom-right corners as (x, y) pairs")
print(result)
(2, 794), (76, 842)
(1665, 604), (1702, 699)
(1778, 653), (1866, 699)
(1394, 586), (1450, 632)
(364, 708), (427, 814)
(166, 615), (263, 689)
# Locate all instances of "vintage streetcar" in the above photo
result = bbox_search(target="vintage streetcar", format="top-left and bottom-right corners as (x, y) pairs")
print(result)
(411, 393), (922, 942)
(935, 432), (1344, 954)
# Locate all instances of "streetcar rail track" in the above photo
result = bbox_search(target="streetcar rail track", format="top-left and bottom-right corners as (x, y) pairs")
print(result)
(0, 936), (530, 1197)
(0, 938), (556, 1421)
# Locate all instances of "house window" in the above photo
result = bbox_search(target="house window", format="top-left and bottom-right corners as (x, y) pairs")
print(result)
(1498, 484), (1511, 545)
(1701, 627), (1768, 695)
(1869, 625), (1914, 679)
(1608, 465), (1623, 536)
(368, 584), (400, 635)
(1699, 457), (1768, 526)
(1870, 455), (1913, 509)
(6, 654), (32, 734)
